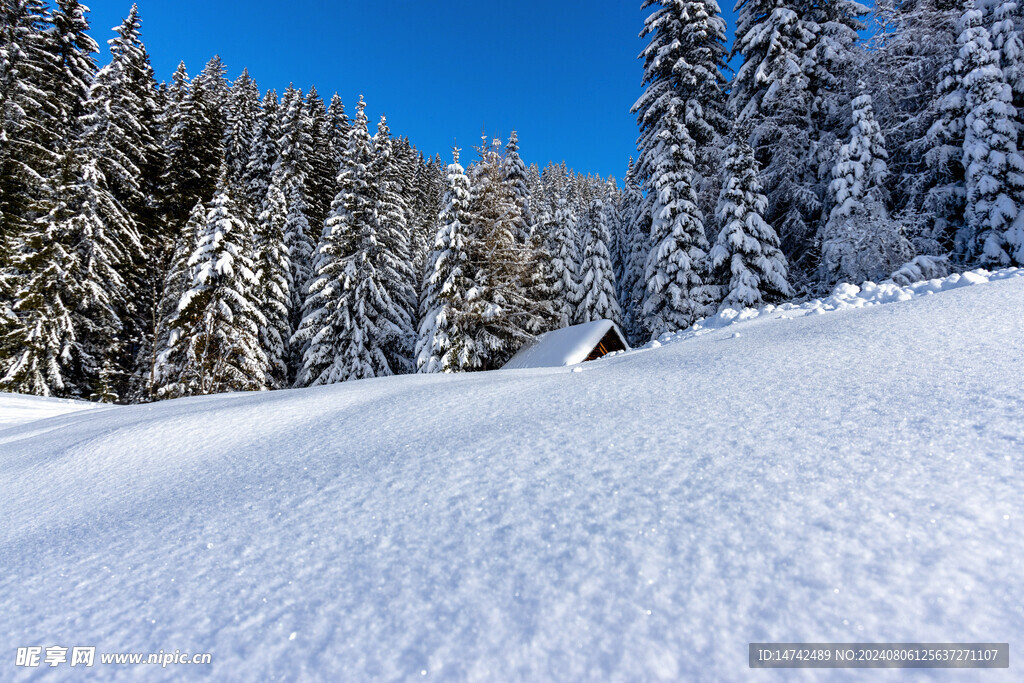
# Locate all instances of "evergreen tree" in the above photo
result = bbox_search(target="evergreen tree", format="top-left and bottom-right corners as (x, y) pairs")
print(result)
(504, 133), (555, 333)
(253, 182), (292, 389)
(155, 181), (266, 398)
(1, 152), (130, 399)
(618, 158), (650, 344)
(150, 200), (204, 396)
(821, 87), (912, 284)
(0, 0), (58, 262)
(867, 0), (961, 255)
(546, 165), (582, 328)
(162, 56), (227, 228)
(294, 97), (411, 384)
(465, 138), (539, 368)
(577, 182), (623, 325)
(731, 0), (869, 285)
(503, 131), (535, 239)
(327, 93), (351, 169)
(304, 86), (337, 230)
(225, 68), (261, 204)
(416, 147), (477, 373)
(710, 135), (792, 309)
(958, 2), (1024, 265)
(48, 0), (98, 145)
(991, 0), (1024, 123)
(243, 88), (279, 211)
(635, 0), (725, 336)
(370, 115), (417, 373)
(925, 3), (972, 255)
(273, 86), (316, 338)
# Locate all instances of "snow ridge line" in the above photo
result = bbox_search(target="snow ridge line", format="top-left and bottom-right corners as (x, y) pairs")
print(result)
(644, 267), (1024, 350)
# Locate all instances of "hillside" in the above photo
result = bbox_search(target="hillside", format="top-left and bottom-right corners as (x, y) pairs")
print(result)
(1, 269), (1022, 680)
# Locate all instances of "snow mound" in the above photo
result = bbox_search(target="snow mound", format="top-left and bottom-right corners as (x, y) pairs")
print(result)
(0, 392), (102, 430)
(651, 266), (1024, 347)
(1, 269), (1022, 680)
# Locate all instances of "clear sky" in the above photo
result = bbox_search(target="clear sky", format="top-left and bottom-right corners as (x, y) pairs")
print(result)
(86, 1), (739, 180)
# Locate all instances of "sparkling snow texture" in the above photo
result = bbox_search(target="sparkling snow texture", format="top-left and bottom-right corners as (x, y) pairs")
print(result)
(1, 268), (1022, 680)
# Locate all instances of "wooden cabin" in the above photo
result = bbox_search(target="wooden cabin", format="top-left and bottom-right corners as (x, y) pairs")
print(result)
(502, 320), (630, 370)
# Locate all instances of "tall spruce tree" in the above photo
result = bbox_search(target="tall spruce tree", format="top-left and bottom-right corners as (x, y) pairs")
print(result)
(416, 147), (477, 373)
(150, 200), (204, 396)
(0, 0), (58, 281)
(731, 0), (869, 286)
(48, 0), (98, 146)
(370, 115), (417, 373)
(958, 2), (1024, 265)
(465, 138), (539, 368)
(635, 0), (726, 336)
(711, 135), (793, 309)
(274, 86), (316, 339)
(577, 183), (623, 325)
(304, 86), (337, 231)
(294, 97), (411, 384)
(821, 86), (911, 285)
(225, 68), (261, 205)
(253, 182), (292, 389)
(244, 88), (279, 211)
(546, 165), (582, 328)
(155, 180), (266, 398)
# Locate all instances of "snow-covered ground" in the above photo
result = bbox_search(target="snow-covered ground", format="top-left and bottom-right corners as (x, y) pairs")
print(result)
(1, 268), (1022, 680)
(0, 392), (102, 430)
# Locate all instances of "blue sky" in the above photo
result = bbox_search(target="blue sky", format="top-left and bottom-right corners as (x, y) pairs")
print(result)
(87, 1), (739, 179)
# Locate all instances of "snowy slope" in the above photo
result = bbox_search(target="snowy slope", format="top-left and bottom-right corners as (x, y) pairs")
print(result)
(1, 269), (1022, 681)
(0, 392), (102, 430)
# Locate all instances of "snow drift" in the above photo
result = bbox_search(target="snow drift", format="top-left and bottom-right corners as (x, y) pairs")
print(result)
(1, 268), (1022, 680)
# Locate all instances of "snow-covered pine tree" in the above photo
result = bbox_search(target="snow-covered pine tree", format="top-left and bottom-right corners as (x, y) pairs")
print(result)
(327, 93), (351, 169)
(503, 133), (554, 334)
(294, 96), (412, 385)
(957, 2), (1024, 265)
(710, 135), (793, 310)
(155, 179), (266, 398)
(73, 6), (166, 395)
(617, 158), (649, 344)
(304, 86), (338, 231)
(80, 4), (162, 228)
(407, 152), (443, 297)
(463, 137), (540, 368)
(273, 86), (316, 343)
(991, 0), (1024, 125)
(503, 131), (535, 240)
(149, 200), (204, 396)
(243, 88), (279, 212)
(867, 0), (960, 256)
(731, 0), (869, 286)
(370, 115), (417, 373)
(48, 0), (98, 147)
(0, 0), (59, 264)
(635, 0), (725, 336)
(924, 3), (973, 255)
(225, 68), (261, 205)
(577, 181), (623, 325)
(545, 164), (582, 328)
(416, 147), (478, 373)
(253, 182), (292, 389)
(162, 56), (227, 229)
(0, 202), (82, 397)
(820, 85), (912, 285)
(1, 149), (133, 399)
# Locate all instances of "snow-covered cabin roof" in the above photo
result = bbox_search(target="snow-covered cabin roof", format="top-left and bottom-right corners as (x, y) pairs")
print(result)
(502, 320), (629, 370)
